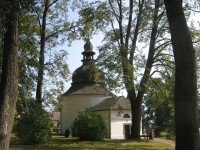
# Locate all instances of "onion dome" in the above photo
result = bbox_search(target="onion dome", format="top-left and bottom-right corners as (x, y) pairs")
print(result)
(72, 40), (103, 85)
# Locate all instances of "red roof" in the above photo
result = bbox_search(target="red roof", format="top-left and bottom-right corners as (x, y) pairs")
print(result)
(48, 112), (60, 121)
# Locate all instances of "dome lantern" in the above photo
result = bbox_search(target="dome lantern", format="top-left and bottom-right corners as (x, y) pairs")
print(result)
(71, 40), (103, 85)
(82, 40), (95, 61)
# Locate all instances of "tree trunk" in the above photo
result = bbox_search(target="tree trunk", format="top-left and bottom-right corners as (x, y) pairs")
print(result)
(36, 0), (49, 106)
(0, 13), (18, 150)
(129, 93), (142, 139)
(130, 0), (160, 139)
(164, 1), (199, 149)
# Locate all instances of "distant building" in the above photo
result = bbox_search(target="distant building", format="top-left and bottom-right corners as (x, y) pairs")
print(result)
(61, 41), (142, 139)
(48, 111), (60, 132)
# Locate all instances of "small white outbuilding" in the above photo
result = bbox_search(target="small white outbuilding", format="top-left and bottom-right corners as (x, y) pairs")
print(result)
(61, 41), (142, 139)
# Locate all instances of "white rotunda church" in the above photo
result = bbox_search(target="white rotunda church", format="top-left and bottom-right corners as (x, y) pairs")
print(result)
(61, 41), (142, 139)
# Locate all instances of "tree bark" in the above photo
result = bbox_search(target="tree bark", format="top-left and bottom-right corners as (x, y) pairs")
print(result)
(36, 0), (49, 106)
(130, 0), (160, 139)
(0, 12), (18, 150)
(164, 1), (199, 149)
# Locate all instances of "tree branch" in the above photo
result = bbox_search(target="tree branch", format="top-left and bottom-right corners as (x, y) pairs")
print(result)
(30, 6), (41, 28)
(47, 0), (58, 9)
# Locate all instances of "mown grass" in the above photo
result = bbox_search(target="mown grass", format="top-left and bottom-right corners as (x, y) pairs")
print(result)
(159, 131), (175, 141)
(10, 134), (174, 150)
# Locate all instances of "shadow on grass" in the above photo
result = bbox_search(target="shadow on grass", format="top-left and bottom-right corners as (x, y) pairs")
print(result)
(9, 134), (174, 150)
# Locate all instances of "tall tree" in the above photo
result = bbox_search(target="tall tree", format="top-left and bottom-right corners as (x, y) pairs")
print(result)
(36, 0), (57, 106)
(0, 2), (19, 149)
(130, 0), (162, 139)
(86, 0), (165, 139)
(164, 0), (199, 149)
(0, 1), (35, 149)
(0, 1), (21, 149)
(3, 0), (73, 113)
(30, 0), (72, 107)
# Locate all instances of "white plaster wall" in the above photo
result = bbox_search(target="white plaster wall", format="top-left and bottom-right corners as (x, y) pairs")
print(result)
(110, 110), (132, 139)
(61, 95), (111, 134)
(110, 110), (142, 139)
(110, 120), (132, 139)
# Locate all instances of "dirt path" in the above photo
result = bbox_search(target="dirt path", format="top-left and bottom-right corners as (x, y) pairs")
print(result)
(153, 138), (175, 148)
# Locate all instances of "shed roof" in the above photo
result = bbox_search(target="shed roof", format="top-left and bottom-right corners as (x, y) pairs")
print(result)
(92, 96), (131, 111)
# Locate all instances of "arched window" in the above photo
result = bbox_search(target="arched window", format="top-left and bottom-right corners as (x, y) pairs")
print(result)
(123, 114), (130, 118)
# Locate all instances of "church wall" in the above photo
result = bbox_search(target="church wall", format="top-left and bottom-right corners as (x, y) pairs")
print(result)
(110, 110), (132, 139)
(61, 94), (111, 134)
(110, 110), (131, 119)
(109, 110), (143, 139)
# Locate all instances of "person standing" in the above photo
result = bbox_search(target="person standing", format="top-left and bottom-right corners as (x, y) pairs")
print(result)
(149, 128), (154, 140)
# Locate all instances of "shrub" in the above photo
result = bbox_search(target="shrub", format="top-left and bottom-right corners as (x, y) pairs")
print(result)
(72, 109), (107, 141)
(159, 131), (168, 137)
(14, 107), (53, 144)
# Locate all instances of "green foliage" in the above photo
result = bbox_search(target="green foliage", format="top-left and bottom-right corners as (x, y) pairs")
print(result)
(143, 78), (175, 135)
(15, 0), (74, 110)
(78, 1), (108, 40)
(13, 107), (53, 144)
(159, 131), (175, 140)
(72, 109), (107, 141)
(196, 48), (200, 101)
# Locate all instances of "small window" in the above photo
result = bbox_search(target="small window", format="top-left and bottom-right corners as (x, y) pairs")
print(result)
(123, 114), (130, 118)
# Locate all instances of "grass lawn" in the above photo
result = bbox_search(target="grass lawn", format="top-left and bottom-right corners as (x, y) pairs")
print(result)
(9, 134), (174, 150)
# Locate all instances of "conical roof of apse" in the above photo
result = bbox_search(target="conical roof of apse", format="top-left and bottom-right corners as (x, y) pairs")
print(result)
(63, 40), (112, 96)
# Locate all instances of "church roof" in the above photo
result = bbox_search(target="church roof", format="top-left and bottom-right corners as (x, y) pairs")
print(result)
(63, 40), (112, 96)
(63, 83), (112, 96)
(72, 62), (103, 84)
(71, 40), (103, 84)
(92, 96), (131, 111)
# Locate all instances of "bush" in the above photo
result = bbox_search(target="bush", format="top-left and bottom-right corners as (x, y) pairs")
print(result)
(159, 131), (168, 138)
(72, 109), (107, 141)
(13, 107), (53, 144)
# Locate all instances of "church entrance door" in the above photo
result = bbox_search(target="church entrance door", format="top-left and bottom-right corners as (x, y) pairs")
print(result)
(124, 124), (131, 139)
